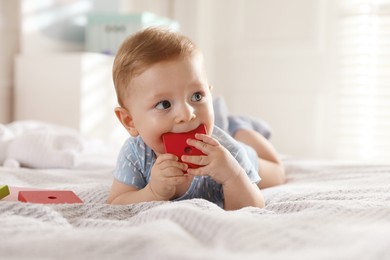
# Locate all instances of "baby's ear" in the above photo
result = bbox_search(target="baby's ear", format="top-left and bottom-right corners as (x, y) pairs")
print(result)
(114, 107), (139, 137)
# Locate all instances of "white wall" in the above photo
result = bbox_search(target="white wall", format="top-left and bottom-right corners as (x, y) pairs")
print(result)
(173, 0), (339, 159)
(0, 0), (20, 123)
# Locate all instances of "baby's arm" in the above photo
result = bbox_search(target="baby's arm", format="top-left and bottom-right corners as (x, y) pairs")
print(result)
(183, 134), (265, 210)
(107, 153), (188, 204)
(222, 170), (265, 210)
(107, 179), (156, 204)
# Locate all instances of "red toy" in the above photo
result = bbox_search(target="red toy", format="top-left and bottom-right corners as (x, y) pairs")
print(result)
(162, 124), (207, 169)
(18, 190), (83, 204)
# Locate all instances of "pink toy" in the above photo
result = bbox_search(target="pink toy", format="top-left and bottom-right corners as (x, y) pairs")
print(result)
(162, 124), (207, 169)
(18, 190), (83, 204)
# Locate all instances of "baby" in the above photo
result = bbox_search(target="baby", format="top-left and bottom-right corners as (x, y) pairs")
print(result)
(107, 27), (285, 210)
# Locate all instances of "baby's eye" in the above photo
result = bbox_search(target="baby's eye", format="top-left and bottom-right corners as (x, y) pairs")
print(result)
(155, 100), (171, 110)
(191, 92), (203, 102)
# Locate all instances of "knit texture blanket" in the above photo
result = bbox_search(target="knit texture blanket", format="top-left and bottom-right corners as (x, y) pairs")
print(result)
(1, 158), (390, 259)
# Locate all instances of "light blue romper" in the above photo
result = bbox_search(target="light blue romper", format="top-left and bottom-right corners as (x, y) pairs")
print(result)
(113, 126), (260, 208)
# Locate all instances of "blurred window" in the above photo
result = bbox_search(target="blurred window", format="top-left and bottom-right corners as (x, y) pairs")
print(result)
(336, 0), (390, 162)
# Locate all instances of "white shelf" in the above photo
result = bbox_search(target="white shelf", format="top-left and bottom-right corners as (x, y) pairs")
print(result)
(14, 52), (127, 142)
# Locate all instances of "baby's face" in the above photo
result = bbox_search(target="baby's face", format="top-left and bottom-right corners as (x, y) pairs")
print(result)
(124, 54), (214, 155)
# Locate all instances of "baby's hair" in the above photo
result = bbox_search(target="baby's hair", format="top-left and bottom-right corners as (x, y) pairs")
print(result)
(113, 27), (200, 107)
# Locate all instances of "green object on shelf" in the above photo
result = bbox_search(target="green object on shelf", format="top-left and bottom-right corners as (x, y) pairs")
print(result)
(0, 185), (10, 200)
(86, 12), (180, 55)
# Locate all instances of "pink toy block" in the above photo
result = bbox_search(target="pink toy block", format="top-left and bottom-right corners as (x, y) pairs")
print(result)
(0, 185), (10, 200)
(18, 190), (83, 204)
(162, 124), (207, 169)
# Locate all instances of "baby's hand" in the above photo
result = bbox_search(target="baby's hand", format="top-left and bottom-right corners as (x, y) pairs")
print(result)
(149, 154), (188, 200)
(182, 134), (244, 185)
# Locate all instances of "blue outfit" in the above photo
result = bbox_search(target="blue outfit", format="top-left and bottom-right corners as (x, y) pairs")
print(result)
(113, 126), (260, 208)
(212, 96), (272, 139)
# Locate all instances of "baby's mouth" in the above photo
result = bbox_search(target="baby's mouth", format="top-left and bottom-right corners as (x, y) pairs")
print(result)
(192, 124), (207, 134)
(171, 124), (207, 135)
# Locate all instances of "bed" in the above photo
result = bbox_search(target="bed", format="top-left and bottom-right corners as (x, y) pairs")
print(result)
(1, 121), (390, 259)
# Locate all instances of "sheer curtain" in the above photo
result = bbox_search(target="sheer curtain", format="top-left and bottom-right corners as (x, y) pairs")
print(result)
(336, 0), (390, 163)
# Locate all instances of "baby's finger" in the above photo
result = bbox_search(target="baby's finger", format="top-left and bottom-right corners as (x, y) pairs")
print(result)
(194, 133), (220, 146)
(163, 161), (189, 173)
(186, 167), (207, 177)
(155, 153), (179, 163)
(156, 155), (188, 172)
(186, 138), (213, 154)
(182, 154), (208, 167)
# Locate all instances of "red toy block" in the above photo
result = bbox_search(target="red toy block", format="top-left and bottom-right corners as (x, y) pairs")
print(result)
(162, 124), (207, 169)
(0, 185), (10, 200)
(18, 190), (83, 204)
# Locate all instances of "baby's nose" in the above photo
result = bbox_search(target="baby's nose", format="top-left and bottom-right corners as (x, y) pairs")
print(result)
(176, 103), (196, 122)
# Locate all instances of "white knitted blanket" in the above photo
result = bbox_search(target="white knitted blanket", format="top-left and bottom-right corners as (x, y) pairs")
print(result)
(1, 158), (390, 260)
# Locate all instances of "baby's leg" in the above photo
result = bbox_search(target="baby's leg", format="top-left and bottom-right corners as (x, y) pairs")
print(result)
(234, 129), (285, 189)
(228, 116), (272, 139)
